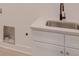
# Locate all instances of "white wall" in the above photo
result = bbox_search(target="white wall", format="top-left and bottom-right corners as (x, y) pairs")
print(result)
(0, 3), (59, 54)
(65, 3), (79, 22)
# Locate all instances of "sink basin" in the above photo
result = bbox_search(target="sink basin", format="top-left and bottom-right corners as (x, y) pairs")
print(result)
(46, 20), (79, 30)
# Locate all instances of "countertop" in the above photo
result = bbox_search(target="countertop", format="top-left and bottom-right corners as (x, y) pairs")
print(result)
(30, 17), (79, 36)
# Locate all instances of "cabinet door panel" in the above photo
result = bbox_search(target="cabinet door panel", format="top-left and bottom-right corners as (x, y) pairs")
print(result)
(32, 30), (64, 46)
(65, 47), (79, 56)
(65, 35), (79, 49)
(32, 41), (64, 56)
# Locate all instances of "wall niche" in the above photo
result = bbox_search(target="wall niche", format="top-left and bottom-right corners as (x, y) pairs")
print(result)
(3, 25), (15, 44)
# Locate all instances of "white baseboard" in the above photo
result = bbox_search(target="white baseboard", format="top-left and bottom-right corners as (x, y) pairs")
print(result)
(0, 41), (32, 55)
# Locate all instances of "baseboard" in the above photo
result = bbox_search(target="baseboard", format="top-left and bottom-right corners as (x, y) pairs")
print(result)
(0, 41), (32, 55)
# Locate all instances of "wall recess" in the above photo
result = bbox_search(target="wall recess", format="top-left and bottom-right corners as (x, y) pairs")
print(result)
(3, 25), (15, 44)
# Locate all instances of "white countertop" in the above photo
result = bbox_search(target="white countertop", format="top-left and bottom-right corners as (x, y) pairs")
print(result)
(30, 17), (79, 36)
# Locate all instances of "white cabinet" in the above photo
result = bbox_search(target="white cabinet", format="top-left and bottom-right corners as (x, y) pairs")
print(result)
(32, 30), (64, 46)
(65, 47), (79, 56)
(32, 30), (65, 56)
(65, 35), (79, 49)
(32, 30), (79, 56)
(65, 35), (79, 56)
(32, 41), (64, 56)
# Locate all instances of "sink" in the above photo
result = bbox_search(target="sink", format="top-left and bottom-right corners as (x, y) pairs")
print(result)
(46, 20), (79, 30)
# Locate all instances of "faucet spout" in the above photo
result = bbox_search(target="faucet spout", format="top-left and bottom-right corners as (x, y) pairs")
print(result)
(60, 3), (66, 21)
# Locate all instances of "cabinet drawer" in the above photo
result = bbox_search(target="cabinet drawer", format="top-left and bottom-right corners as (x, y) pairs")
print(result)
(65, 47), (79, 56)
(32, 30), (64, 46)
(32, 41), (64, 56)
(65, 35), (79, 49)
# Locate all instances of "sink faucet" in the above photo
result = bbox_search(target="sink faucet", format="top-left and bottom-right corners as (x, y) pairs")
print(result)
(60, 3), (66, 21)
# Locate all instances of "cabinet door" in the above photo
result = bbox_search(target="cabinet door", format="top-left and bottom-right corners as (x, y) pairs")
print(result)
(65, 47), (79, 56)
(32, 30), (64, 46)
(65, 35), (79, 49)
(32, 41), (64, 56)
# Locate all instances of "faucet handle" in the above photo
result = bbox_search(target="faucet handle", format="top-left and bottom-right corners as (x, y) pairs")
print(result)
(62, 11), (66, 19)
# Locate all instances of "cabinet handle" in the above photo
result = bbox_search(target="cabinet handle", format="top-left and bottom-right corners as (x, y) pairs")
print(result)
(66, 52), (70, 56)
(60, 51), (63, 54)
